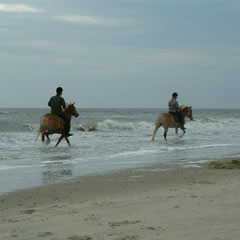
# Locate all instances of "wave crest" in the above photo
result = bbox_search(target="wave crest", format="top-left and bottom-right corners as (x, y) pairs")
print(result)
(73, 119), (153, 131)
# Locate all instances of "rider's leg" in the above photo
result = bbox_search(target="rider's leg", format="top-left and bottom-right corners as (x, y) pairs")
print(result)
(177, 112), (186, 130)
(58, 114), (73, 137)
(64, 118), (73, 137)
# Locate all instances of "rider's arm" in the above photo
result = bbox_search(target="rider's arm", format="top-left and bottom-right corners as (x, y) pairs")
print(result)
(61, 97), (66, 110)
(175, 101), (180, 111)
(48, 98), (52, 107)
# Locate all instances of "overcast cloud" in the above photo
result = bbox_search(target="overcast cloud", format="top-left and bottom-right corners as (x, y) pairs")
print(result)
(0, 0), (239, 108)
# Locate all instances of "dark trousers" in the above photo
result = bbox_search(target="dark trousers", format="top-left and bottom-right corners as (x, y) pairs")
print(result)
(169, 111), (185, 127)
(57, 114), (71, 134)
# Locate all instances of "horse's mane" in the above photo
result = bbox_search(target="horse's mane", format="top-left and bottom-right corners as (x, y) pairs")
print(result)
(180, 105), (188, 109)
(66, 103), (74, 108)
(63, 103), (75, 114)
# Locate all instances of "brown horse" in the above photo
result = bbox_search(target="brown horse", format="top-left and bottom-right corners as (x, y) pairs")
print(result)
(36, 103), (79, 147)
(152, 106), (193, 141)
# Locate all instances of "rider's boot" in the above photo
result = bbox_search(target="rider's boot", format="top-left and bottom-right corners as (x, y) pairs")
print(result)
(181, 124), (186, 131)
(65, 121), (73, 137)
(65, 129), (73, 137)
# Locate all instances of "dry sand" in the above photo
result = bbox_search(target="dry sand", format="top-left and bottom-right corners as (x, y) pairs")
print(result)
(1, 160), (240, 240)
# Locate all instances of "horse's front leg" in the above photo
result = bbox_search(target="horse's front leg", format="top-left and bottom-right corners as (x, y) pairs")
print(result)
(64, 137), (70, 146)
(55, 134), (64, 147)
(179, 128), (186, 138)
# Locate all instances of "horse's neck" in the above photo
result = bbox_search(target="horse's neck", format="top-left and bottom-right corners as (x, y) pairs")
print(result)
(180, 108), (187, 117)
(63, 110), (72, 118)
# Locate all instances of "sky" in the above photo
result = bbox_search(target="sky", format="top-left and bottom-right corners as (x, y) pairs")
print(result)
(0, 0), (239, 108)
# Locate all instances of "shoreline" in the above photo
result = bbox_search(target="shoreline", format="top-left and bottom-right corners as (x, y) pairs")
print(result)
(0, 159), (206, 196)
(1, 159), (240, 240)
(0, 155), (236, 196)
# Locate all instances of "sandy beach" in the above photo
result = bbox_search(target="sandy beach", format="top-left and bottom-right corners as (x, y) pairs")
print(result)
(1, 160), (240, 240)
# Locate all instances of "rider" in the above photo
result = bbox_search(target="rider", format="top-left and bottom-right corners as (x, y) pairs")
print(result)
(48, 87), (73, 137)
(168, 92), (186, 130)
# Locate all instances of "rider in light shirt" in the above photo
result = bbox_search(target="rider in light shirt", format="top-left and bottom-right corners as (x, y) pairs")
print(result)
(168, 92), (186, 130)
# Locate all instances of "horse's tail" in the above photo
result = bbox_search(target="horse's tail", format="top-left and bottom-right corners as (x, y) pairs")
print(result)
(35, 114), (48, 143)
(35, 129), (41, 143)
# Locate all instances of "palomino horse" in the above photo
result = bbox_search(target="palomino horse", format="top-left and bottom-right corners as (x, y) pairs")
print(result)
(152, 106), (193, 141)
(36, 103), (79, 147)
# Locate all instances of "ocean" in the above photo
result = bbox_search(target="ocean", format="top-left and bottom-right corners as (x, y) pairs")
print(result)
(0, 108), (240, 195)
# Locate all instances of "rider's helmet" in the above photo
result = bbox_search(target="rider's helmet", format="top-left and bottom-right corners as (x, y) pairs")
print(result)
(172, 92), (178, 97)
(56, 87), (63, 94)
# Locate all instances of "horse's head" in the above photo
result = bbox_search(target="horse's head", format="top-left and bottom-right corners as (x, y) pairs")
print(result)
(180, 106), (193, 120)
(65, 103), (79, 118)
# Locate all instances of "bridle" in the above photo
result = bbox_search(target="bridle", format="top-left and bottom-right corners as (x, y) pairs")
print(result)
(180, 106), (193, 120)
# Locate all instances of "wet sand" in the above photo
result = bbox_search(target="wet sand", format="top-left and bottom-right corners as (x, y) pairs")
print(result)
(1, 160), (240, 240)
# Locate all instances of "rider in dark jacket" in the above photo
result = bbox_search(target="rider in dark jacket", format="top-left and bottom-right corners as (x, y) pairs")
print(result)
(48, 87), (73, 137)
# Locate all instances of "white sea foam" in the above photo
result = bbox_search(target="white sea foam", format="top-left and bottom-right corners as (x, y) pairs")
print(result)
(188, 118), (240, 130)
(73, 119), (153, 131)
(0, 111), (10, 114)
(0, 165), (41, 171)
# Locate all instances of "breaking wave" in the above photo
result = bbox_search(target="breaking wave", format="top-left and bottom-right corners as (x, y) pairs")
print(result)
(73, 119), (154, 132)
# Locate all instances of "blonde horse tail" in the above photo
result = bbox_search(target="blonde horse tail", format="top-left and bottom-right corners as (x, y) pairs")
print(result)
(35, 125), (44, 143)
(152, 121), (162, 141)
(35, 130), (41, 143)
(36, 114), (48, 143)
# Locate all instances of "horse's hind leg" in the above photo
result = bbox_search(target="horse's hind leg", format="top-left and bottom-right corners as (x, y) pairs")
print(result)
(152, 124), (161, 141)
(46, 133), (50, 145)
(175, 128), (178, 135)
(179, 128), (186, 138)
(41, 133), (45, 142)
(163, 127), (168, 140)
(64, 137), (70, 146)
